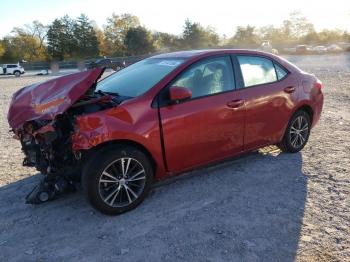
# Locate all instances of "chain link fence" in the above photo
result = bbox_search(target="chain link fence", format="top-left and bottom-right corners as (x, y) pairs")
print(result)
(20, 54), (151, 71)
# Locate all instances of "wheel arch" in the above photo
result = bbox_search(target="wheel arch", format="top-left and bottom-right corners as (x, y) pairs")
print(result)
(279, 103), (314, 143)
(294, 104), (314, 125)
(84, 139), (157, 175)
(278, 105), (313, 153)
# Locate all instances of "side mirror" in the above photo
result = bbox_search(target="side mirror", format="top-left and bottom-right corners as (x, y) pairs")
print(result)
(169, 86), (192, 102)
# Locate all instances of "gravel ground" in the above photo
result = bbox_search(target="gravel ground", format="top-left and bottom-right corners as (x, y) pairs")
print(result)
(0, 54), (349, 262)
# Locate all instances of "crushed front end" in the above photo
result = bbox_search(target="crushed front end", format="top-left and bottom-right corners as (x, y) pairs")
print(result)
(17, 115), (81, 203)
(7, 68), (119, 204)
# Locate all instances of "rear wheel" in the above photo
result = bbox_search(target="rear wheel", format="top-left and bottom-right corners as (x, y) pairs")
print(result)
(82, 145), (153, 215)
(279, 110), (311, 153)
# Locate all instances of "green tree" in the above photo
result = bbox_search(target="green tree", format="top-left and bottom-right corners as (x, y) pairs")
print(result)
(94, 26), (107, 56)
(230, 25), (260, 47)
(25, 21), (47, 50)
(103, 13), (140, 55)
(257, 25), (285, 46)
(124, 26), (155, 55)
(182, 19), (219, 49)
(0, 21), (48, 62)
(0, 38), (14, 62)
(247, 11), (317, 47)
(47, 15), (77, 60)
(314, 29), (347, 44)
(282, 11), (315, 40)
(47, 19), (64, 60)
(73, 14), (99, 58)
(153, 32), (181, 51)
(0, 40), (6, 59)
(1, 25), (48, 62)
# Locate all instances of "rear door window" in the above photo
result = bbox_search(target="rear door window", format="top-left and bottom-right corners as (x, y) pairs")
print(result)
(237, 56), (277, 87)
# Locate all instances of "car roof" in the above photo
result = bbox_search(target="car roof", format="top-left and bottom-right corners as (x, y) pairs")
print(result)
(150, 48), (300, 74)
(151, 49), (276, 59)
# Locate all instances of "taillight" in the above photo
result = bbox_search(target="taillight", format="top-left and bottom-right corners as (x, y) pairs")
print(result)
(314, 79), (323, 90)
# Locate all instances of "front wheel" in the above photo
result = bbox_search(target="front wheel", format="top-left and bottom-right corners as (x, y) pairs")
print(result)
(14, 71), (21, 77)
(279, 110), (311, 153)
(82, 145), (154, 215)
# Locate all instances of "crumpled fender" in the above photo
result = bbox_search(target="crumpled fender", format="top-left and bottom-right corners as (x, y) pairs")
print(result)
(71, 101), (166, 178)
(72, 105), (146, 150)
(7, 68), (104, 130)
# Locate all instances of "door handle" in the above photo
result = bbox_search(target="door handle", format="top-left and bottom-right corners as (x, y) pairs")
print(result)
(284, 86), (296, 93)
(227, 99), (245, 108)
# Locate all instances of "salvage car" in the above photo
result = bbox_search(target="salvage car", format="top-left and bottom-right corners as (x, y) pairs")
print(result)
(7, 49), (324, 215)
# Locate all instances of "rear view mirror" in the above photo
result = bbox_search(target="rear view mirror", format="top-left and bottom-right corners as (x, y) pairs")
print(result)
(169, 86), (192, 102)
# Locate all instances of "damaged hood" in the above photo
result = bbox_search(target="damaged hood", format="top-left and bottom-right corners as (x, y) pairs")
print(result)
(7, 68), (104, 130)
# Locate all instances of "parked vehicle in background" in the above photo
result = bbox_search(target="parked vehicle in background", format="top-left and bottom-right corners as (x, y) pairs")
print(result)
(283, 43), (349, 55)
(36, 69), (50, 75)
(86, 58), (126, 71)
(337, 42), (350, 51)
(295, 45), (311, 54)
(312, 46), (327, 54)
(260, 40), (279, 54)
(0, 64), (25, 77)
(326, 44), (342, 53)
(283, 47), (297, 54)
(7, 49), (324, 215)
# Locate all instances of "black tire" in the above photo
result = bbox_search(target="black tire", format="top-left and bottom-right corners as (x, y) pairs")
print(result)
(14, 71), (21, 77)
(279, 110), (311, 153)
(82, 145), (154, 215)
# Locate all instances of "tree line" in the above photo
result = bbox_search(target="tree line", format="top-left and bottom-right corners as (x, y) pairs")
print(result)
(0, 11), (349, 62)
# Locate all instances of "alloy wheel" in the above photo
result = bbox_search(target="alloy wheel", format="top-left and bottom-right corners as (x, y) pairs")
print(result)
(98, 157), (146, 208)
(289, 115), (309, 148)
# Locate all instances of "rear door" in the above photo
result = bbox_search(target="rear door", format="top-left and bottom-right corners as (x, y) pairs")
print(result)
(233, 55), (297, 150)
(159, 55), (245, 172)
(7, 65), (16, 74)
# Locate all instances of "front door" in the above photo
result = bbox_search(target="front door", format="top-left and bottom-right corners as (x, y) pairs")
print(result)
(159, 55), (245, 172)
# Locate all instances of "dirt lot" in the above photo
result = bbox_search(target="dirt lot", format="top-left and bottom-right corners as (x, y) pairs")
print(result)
(0, 55), (349, 262)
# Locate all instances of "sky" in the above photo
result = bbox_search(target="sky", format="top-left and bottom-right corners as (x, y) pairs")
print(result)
(0, 0), (349, 37)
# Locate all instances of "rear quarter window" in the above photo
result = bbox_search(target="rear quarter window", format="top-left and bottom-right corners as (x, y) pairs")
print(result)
(274, 63), (288, 80)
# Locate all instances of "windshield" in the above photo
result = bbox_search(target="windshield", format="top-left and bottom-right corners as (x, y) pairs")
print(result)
(96, 58), (185, 97)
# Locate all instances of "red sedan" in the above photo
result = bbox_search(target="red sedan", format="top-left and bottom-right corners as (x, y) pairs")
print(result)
(8, 49), (323, 215)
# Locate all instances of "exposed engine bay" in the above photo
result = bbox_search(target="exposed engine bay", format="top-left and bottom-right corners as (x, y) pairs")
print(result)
(6, 68), (126, 204)
(18, 92), (117, 203)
